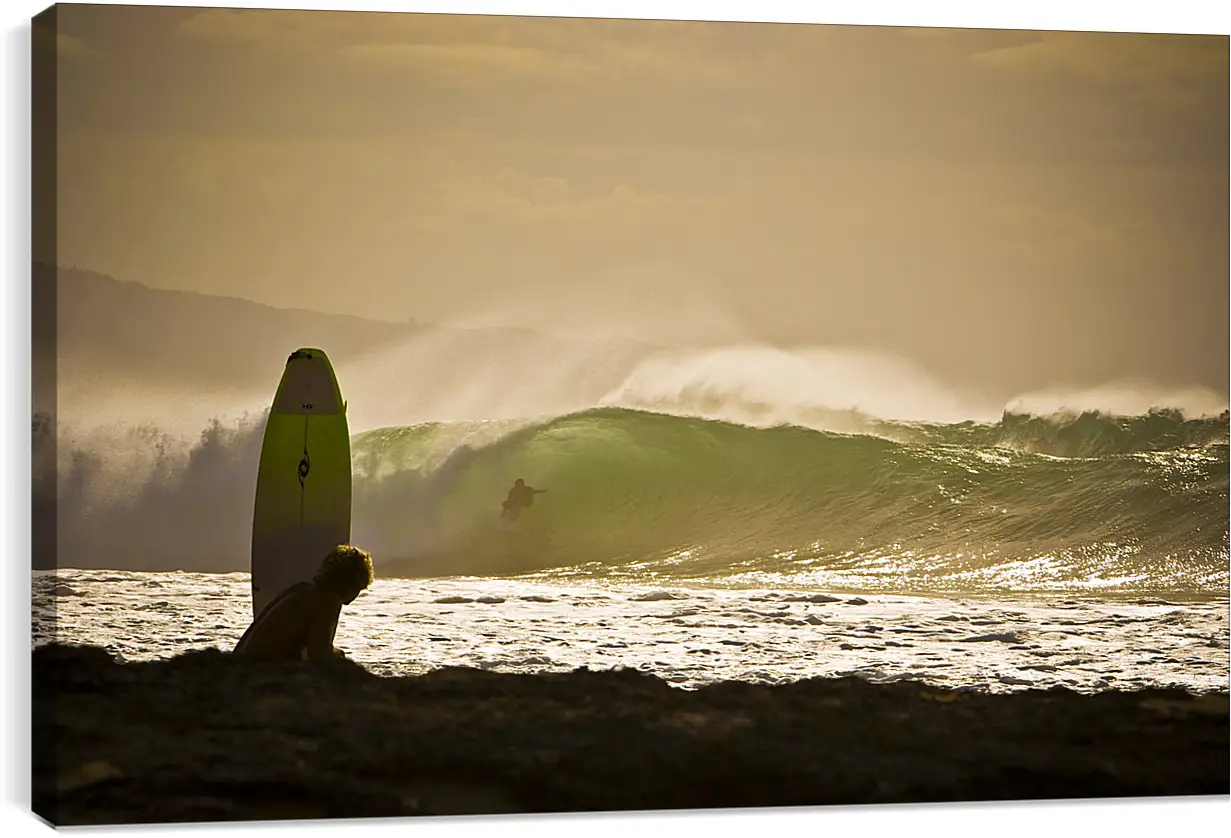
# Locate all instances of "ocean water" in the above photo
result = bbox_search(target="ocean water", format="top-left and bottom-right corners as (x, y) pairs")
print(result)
(32, 570), (1229, 694)
(32, 404), (1230, 693)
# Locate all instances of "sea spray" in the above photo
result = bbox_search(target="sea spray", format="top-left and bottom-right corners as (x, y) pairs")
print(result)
(40, 405), (1228, 599)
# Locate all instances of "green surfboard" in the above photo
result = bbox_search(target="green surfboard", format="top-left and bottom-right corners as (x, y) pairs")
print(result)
(250, 348), (352, 618)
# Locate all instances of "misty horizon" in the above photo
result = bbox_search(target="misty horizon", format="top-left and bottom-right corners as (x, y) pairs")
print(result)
(42, 263), (1230, 438)
(36, 5), (1228, 414)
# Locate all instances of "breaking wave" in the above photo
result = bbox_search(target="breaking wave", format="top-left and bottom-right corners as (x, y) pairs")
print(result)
(34, 404), (1228, 600)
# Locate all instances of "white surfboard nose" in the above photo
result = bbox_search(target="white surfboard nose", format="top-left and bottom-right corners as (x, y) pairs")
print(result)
(275, 352), (342, 415)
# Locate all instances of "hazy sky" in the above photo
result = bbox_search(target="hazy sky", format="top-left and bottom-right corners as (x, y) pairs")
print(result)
(40, 4), (1229, 396)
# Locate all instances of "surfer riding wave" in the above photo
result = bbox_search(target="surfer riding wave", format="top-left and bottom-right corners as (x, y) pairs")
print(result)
(501, 478), (548, 521)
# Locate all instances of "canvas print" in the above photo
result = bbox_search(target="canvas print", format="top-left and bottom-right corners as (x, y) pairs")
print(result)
(30, 2), (1229, 827)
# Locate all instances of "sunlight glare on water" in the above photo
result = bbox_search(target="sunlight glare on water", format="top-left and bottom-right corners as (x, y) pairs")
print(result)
(33, 569), (1229, 695)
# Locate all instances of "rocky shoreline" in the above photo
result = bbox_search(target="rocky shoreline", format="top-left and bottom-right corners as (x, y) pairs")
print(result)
(32, 642), (1229, 825)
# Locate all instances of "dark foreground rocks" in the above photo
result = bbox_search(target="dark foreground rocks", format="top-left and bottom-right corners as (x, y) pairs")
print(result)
(32, 643), (1229, 825)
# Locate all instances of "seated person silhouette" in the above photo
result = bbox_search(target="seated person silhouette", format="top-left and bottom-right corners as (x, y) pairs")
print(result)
(233, 544), (374, 661)
(500, 478), (548, 521)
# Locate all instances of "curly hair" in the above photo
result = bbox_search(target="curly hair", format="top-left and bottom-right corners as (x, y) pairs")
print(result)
(313, 544), (375, 594)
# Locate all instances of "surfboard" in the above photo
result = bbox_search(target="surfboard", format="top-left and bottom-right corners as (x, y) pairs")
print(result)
(250, 347), (352, 618)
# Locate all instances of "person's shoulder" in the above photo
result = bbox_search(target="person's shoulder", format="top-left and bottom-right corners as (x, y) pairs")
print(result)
(273, 581), (335, 613)
(280, 581), (317, 601)
(278, 583), (344, 623)
(302, 582), (345, 612)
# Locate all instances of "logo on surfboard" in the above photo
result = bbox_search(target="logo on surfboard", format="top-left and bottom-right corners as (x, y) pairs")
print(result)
(298, 448), (310, 488)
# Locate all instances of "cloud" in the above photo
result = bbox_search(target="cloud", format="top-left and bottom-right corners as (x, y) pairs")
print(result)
(409, 162), (715, 233)
(971, 31), (1226, 108)
(582, 37), (761, 88)
(175, 8), (776, 91)
(68, 130), (710, 241)
(991, 200), (1126, 252)
(175, 8), (356, 48)
(336, 41), (598, 86)
(33, 23), (100, 60)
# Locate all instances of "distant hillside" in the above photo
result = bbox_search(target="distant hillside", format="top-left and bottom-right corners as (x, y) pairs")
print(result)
(39, 262), (421, 393)
(34, 263), (658, 424)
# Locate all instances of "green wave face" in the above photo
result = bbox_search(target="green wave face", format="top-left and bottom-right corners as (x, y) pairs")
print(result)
(349, 408), (1229, 598)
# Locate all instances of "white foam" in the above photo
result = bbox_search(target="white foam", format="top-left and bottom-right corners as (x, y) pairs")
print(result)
(600, 344), (1004, 427)
(1005, 383), (1229, 419)
(37, 571), (1229, 695)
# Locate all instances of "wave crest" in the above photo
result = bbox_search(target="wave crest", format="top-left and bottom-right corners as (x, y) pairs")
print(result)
(36, 406), (1228, 598)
